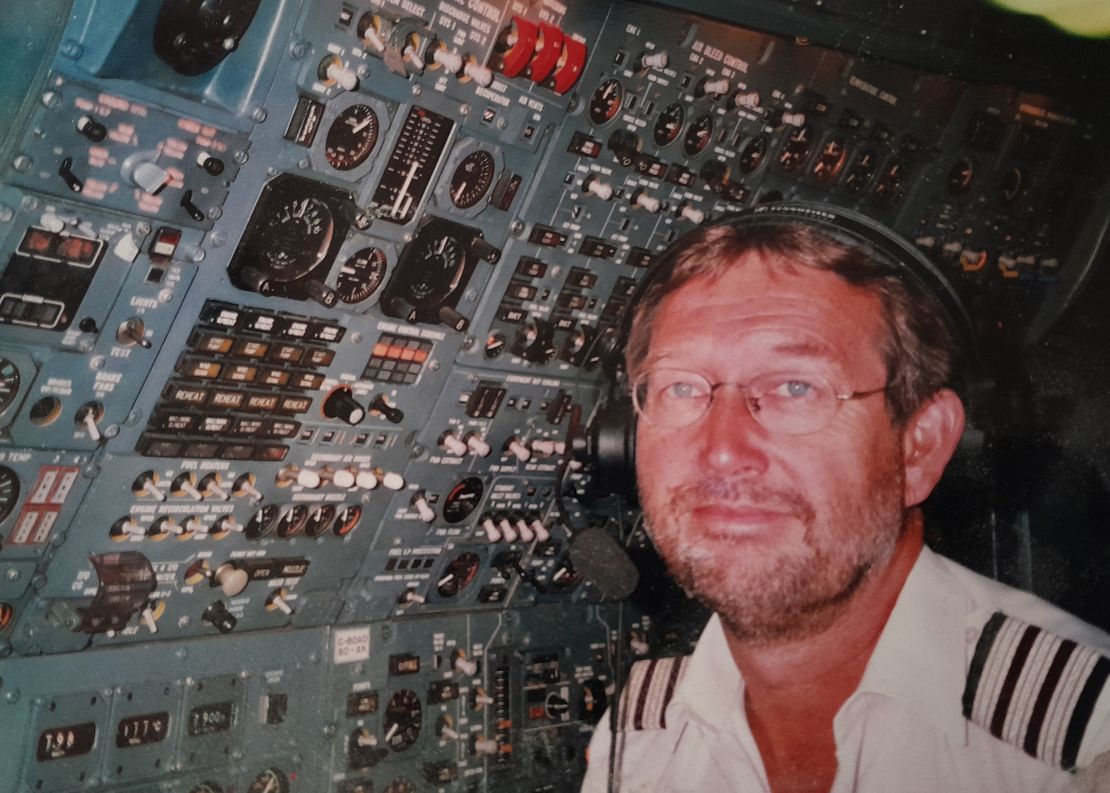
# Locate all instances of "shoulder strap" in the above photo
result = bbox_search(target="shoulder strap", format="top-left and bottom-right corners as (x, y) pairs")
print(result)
(963, 611), (1110, 770)
(618, 655), (691, 731)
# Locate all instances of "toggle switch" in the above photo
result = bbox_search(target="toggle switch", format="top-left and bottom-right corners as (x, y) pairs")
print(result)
(266, 590), (294, 616)
(516, 518), (534, 543)
(506, 437), (531, 462)
(677, 202), (706, 224)
(140, 605), (159, 634)
(481, 517), (502, 543)
(199, 473), (228, 501)
(466, 434), (491, 457)
(472, 737), (499, 756)
(380, 470), (405, 491)
(133, 473), (166, 502)
(212, 515), (243, 534)
(180, 190), (205, 222)
(398, 588), (426, 606)
(441, 432), (468, 456)
(332, 468), (357, 489)
(370, 394), (404, 424)
(321, 57), (359, 91)
(412, 492), (436, 523)
(172, 472), (204, 501)
(453, 651), (479, 677)
(531, 519), (550, 542)
(356, 469), (380, 490)
(463, 57), (494, 86)
(631, 189), (661, 213)
(437, 715), (460, 740)
(59, 156), (83, 192)
(699, 77), (730, 97)
(75, 401), (104, 442)
(233, 473), (263, 503)
(782, 111), (806, 128)
(202, 600), (237, 634)
(214, 563), (249, 597)
(115, 317), (152, 348)
(583, 175), (614, 200)
(638, 50), (668, 70)
(732, 90), (761, 110)
(433, 47), (464, 73)
(498, 518), (518, 543)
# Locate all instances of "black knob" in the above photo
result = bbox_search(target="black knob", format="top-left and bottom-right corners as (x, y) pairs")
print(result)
(201, 600), (236, 634)
(370, 394), (404, 424)
(606, 129), (641, 167)
(76, 115), (107, 142)
(700, 160), (730, 193)
(437, 305), (469, 332)
(304, 279), (338, 308)
(197, 152), (224, 175)
(514, 318), (557, 364)
(323, 388), (365, 425)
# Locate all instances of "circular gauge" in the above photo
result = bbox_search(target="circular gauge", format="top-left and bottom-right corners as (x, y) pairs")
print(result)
(683, 113), (714, 156)
(247, 769), (289, 793)
(385, 779), (416, 793)
(997, 167), (1025, 206)
(337, 247), (388, 304)
(843, 149), (878, 194)
(325, 104), (380, 171)
(450, 150), (496, 209)
(0, 466), (19, 524)
(384, 689), (422, 751)
(811, 136), (848, 183)
(406, 234), (465, 306)
(437, 552), (481, 597)
(738, 134), (770, 173)
(947, 159), (975, 197)
(442, 477), (485, 523)
(872, 160), (907, 206)
(588, 79), (623, 125)
(276, 504), (309, 538)
(305, 504), (336, 537)
(777, 124), (814, 171)
(255, 197), (335, 281)
(334, 504), (362, 537)
(245, 504), (280, 539)
(652, 102), (685, 147)
(0, 358), (20, 414)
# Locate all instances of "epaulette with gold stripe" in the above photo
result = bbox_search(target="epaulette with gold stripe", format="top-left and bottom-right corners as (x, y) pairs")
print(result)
(618, 655), (690, 731)
(963, 611), (1110, 771)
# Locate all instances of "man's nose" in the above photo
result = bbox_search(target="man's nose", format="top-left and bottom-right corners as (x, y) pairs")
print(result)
(698, 387), (771, 476)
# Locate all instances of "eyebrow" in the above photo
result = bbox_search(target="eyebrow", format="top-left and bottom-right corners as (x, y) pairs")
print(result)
(767, 340), (837, 358)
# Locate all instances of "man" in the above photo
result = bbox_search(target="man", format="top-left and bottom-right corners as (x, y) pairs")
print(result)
(580, 204), (1110, 793)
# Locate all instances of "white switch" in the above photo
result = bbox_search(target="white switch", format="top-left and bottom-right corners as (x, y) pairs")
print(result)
(434, 48), (464, 73)
(442, 433), (468, 456)
(640, 50), (668, 69)
(381, 471), (405, 491)
(481, 518), (501, 543)
(326, 61), (359, 91)
(466, 435), (491, 457)
(464, 61), (494, 86)
(507, 439), (531, 462)
(132, 161), (170, 194)
(413, 494), (436, 523)
(702, 77), (730, 96)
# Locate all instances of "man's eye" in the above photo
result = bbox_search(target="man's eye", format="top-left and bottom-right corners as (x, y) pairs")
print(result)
(771, 379), (817, 399)
(664, 381), (702, 399)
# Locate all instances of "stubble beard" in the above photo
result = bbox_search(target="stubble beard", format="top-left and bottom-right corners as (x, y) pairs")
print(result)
(641, 456), (906, 645)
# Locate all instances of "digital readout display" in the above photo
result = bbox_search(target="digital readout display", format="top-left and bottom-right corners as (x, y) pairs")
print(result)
(36, 722), (97, 761)
(187, 701), (236, 736)
(116, 712), (170, 748)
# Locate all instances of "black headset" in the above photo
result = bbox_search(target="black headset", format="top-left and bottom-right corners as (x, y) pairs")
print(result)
(573, 200), (983, 507)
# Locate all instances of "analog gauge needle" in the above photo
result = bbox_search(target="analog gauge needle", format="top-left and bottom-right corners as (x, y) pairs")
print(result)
(391, 161), (420, 218)
(452, 180), (468, 204)
(436, 237), (449, 255)
(352, 115), (375, 133)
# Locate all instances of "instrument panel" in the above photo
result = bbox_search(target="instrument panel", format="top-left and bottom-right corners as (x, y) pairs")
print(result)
(0, 0), (1108, 791)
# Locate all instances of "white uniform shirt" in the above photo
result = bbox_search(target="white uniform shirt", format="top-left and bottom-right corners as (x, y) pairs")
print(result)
(581, 547), (1110, 793)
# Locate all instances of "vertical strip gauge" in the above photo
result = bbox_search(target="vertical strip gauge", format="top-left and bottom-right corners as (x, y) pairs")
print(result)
(371, 106), (455, 224)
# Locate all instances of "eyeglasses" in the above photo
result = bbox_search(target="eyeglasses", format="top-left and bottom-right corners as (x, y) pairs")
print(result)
(631, 367), (889, 435)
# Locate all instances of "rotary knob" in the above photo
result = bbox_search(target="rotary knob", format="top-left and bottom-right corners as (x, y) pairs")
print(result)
(323, 388), (366, 425)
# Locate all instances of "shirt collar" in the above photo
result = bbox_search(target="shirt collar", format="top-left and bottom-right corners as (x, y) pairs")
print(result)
(849, 545), (970, 743)
(667, 546), (970, 743)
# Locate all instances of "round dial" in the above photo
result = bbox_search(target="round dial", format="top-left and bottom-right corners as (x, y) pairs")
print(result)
(246, 504), (280, 539)
(0, 466), (19, 524)
(588, 79), (623, 125)
(255, 197), (335, 281)
(276, 504), (309, 538)
(384, 689), (423, 751)
(811, 136), (848, 183)
(335, 504), (362, 537)
(738, 134), (769, 173)
(652, 102), (685, 147)
(337, 247), (388, 304)
(872, 160), (907, 206)
(305, 504), (336, 537)
(0, 358), (20, 414)
(484, 329), (507, 359)
(442, 477), (484, 523)
(406, 234), (465, 306)
(325, 104), (380, 171)
(844, 150), (878, 194)
(777, 123), (814, 171)
(437, 552), (481, 597)
(683, 114), (714, 156)
(247, 769), (289, 793)
(450, 150), (496, 209)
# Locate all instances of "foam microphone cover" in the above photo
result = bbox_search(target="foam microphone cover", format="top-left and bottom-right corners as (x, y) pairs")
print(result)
(568, 526), (640, 599)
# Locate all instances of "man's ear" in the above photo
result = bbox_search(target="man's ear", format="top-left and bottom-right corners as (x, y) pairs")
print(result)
(901, 388), (966, 507)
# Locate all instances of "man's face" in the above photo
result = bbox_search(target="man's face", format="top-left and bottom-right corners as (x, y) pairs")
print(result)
(635, 253), (908, 644)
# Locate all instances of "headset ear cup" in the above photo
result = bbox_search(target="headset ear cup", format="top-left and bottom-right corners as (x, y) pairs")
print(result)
(588, 398), (639, 507)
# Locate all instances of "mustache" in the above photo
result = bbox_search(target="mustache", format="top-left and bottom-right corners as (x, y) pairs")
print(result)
(673, 478), (815, 520)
